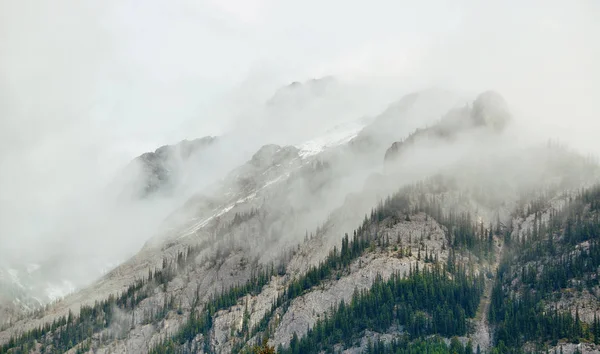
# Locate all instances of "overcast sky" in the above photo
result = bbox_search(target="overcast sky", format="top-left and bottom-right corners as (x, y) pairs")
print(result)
(0, 0), (599, 264)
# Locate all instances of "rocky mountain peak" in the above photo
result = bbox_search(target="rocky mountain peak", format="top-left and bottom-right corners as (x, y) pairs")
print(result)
(350, 88), (465, 154)
(266, 76), (338, 107)
(383, 91), (512, 164)
(122, 136), (218, 199)
(470, 90), (511, 132)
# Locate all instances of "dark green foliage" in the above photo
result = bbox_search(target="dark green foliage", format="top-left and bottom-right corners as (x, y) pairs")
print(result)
(490, 275), (589, 348)
(278, 263), (483, 354)
(348, 336), (463, 354)
(287, 334), (469, 353)
(489, 185), (600, 350)
(242, 182), (499, 353)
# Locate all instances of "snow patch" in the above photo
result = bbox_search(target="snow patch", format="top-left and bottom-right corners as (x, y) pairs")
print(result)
(178, 194), (257, 239)
(177, 169), (292, 240)
(263, 174), (288, 189)
(297, 120), (365, 158)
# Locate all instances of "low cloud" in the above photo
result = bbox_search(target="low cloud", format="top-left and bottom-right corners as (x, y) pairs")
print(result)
(0, 0), (598, 301)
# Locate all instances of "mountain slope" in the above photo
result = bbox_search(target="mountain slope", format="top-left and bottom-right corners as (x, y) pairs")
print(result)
(1, 90), (599, 354)
(489, 183), (600, 353)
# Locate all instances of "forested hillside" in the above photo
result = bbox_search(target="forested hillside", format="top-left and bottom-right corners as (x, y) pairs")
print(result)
(489, 186), (600, 353)
(2, 182), (600, 354)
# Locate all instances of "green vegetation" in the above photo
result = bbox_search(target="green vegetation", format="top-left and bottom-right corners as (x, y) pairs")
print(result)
(365, 336), (470, 354)
(489, 185), (600, 351)
(280, 264), (483, 354)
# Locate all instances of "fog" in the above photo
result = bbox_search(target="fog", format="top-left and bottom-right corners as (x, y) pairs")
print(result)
(0, 0), (599, 302)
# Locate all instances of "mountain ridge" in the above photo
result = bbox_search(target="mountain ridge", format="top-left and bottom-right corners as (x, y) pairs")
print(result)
(2, 89), (599, 354)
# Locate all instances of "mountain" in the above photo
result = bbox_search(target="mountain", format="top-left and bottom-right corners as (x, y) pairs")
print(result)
(0, 77), (376, 326)
(1, 89), (599, 354)
(350, 88), (466, 155)
(253, 76), (396, 148)
(383, 90), (511, 165)
(0, 137), (220, 326)
(266, 76), (338, 108)
(119, 136), (218, 199)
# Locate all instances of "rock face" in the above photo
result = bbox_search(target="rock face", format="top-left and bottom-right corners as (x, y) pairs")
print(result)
(249, 145), (299, 170)
(470, 90), (511, 132)
(268, 214), (448, 349)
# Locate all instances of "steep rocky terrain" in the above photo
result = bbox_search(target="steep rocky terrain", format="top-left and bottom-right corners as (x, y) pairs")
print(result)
(1, 89), (599, 354)
(0, 76), (381, 328)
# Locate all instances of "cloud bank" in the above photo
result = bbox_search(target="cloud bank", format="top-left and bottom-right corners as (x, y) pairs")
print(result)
(0, 0), (598, 297)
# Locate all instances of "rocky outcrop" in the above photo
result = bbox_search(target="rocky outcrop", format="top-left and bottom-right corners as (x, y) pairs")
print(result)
(121, 136), (217, 199)
(247, 144), (299, 170)
(270, 214), (449, 349)
(470, 91), (511, 132)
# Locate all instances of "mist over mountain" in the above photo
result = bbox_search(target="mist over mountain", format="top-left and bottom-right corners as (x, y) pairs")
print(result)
(120, 136), (218, 199)
(1, 1), (599, 353)
(384, 90), (511, 164)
